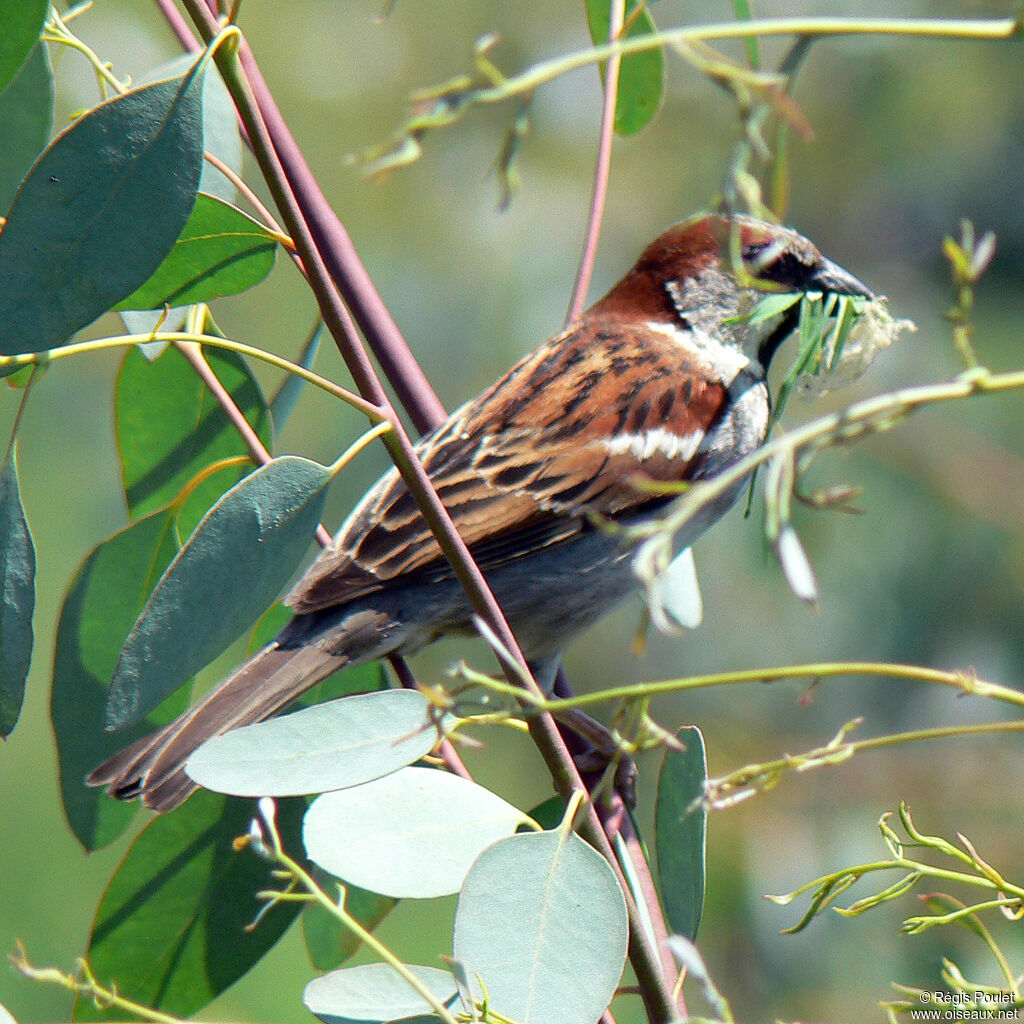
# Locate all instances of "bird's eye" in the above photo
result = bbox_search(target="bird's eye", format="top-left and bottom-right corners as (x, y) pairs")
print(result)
(742, 239), (787, 278)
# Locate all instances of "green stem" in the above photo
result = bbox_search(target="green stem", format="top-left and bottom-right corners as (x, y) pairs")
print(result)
(466, 660), (1022, 714)
(272, 848), (462, 1024)
(462, 16), (1020, 107)
(0, 331), (385, 422)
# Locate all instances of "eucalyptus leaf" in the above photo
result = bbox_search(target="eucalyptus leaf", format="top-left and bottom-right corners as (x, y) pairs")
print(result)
(0, 59), (207, 355)
(0, 450), (35, 737)
(453, 829), (628, 1024)
(0, 42), (53, 212)
(655, 725), (707, 940)
(303, 963), (458, 1024)
(116, 343), (270, 524)
(105, 456), (332, 730)
(303, 871), (395, 973)
(0, 0), (46, 95)
(51, 507), (188, 850)
(74, 790), (304, 1021)
(271, 321), (325, 431)
(142, 52), (243, 202)
(304, 767), (528, 898)
(186, 689), (439, 797)
(115, 193), (277, 310)
(585, 0), (664, 135)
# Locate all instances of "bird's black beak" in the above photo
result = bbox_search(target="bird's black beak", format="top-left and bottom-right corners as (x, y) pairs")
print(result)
(808, 256), (874, 301)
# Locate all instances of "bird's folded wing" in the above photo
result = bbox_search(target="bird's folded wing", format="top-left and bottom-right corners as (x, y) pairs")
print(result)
(288, 320), (728, 613)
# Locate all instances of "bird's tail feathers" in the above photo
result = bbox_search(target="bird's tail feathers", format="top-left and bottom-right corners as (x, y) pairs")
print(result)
(87, 607), (394, 813)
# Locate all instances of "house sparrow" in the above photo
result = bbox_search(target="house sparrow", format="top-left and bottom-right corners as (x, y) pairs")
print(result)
(88, 213), (873, 812)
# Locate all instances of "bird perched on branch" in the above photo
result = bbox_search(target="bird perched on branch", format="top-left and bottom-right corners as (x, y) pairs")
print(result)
(89, 213), (873, 812)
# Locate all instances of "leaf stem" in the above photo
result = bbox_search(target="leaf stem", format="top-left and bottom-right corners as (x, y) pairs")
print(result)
(470, 17), (1021, 107)
(0, 331), (385, 422)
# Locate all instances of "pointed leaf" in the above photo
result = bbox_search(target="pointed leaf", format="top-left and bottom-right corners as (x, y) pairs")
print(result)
(0, 450), (35, 736)
(115, 343), (270, 523)
(0, 0), (46, 95)
(74, 790), (304, 1022)
(106, 456), (333, 729)
(0, 60), (207, 355)
(51, 507), (189, 850)
(303, 963), (458, 1024)
(187, 689), (438, 797)
(142, 52), (243, 203)
(303, 870), (396, 973)
(655, 725), (707, 939)
(115, 193), (277, 310)
(271, 321), (324, 431)
(304, 767), (529, 898)
(585, 0), (665, 136)
(0, 42), (53, 212)
(453, 829), (628, 1024)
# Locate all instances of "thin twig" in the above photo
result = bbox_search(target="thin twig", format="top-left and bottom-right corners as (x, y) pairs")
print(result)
(565, 0), (625, 326)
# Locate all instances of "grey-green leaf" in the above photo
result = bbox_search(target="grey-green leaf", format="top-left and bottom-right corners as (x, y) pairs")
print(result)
(0, 60), (207, 356)
(0, 42), (53, 212)
(186, 689), (438, 797)
(142, 52), (243, 203)
(453, 829), (628, 1024)
(105, 455), (332, 730)
(655, 725), (708, 940)
(303, 963), (458, 1024)
(271, 321), (324, 431)
(304, 767), (528, 898)
(0, 450), (35, 737)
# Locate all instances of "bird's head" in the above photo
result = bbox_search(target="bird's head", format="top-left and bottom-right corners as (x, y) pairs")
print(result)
(590, 213), (874, 372)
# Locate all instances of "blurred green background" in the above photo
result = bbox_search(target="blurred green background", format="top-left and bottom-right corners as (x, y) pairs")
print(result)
(2, 2), (1023, 1022)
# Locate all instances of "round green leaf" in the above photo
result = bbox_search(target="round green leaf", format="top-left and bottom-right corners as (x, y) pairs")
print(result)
(304, 767), (529, 898)
(186, 689), (438, 797)
(0, 42), (53, 212)
(105, 456), (332, 730)
(655, 725), (708, 940)
(453, 829), (628, 1024)
(303, 963), (458, 1024)
(115, 343), (270, 523)
(0, 60), (207, 355)
(115, 194), (278, 310)
(0, 450), (35, 737)
(0, 0), (46, 95)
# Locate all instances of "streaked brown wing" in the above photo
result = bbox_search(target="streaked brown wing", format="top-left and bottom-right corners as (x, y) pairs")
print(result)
(287, 319), (728, 614)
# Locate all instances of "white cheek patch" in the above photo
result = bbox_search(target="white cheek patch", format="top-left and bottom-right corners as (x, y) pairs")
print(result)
(600, 426), (705, 463)
(644, 319), (752, 382)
